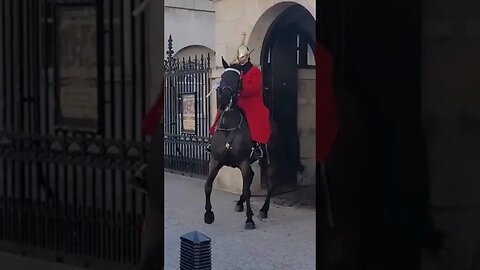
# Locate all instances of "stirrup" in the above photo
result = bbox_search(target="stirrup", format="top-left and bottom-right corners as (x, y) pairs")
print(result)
(250, 144), (264, 159)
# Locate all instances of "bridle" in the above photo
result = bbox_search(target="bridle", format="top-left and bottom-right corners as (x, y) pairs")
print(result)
(215, 70), (244, 132)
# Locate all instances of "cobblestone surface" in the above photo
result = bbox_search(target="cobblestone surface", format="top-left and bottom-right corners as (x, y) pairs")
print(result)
(164, 173), (316, 270)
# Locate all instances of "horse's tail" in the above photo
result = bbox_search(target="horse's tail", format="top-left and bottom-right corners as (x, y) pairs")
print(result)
(268, 119), (279, 143)
(267, 119), (304, 173)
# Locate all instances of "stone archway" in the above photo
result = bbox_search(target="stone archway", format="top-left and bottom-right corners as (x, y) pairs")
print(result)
(248, 1), (315, 66)
(253, 2), (317, 189)
(173, 45), (214, 60)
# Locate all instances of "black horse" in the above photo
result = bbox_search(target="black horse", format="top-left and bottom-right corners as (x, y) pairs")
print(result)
(204, 58), (279, 230)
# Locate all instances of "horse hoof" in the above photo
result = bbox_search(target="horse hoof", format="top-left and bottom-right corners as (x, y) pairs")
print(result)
(245, 221), (255, 230)
(204, 212), (215, 224)
(234, 204), (244, 212)
(259, 211), (268, 219)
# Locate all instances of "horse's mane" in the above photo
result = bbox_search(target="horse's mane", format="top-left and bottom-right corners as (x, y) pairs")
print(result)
(230, 64), (241, 71)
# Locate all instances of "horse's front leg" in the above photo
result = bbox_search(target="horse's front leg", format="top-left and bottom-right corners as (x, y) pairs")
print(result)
(239, 160), (255, 229)
(204, 158), (222, 224)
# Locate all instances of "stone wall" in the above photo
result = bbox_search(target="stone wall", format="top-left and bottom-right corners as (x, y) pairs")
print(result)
(297, 69), (316, 185)
(164, 0), (215, 58)
(213, 0), (315, 68)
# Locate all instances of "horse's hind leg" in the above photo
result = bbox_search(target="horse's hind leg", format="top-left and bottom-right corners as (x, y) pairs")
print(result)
(204, 159), (222, 224)
(234, 194), (245, 212)
(239, 160), (255, 230)
(259, 162), (276, 219)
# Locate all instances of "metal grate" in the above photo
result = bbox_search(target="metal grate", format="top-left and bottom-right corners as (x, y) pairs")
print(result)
(0, 0), (149, 267)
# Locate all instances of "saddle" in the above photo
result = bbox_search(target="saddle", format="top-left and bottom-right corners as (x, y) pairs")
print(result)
(208, 109), (269, 164)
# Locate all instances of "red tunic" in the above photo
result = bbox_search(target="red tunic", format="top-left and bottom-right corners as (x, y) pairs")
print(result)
(316, 42), (339, 161)
(209, 66), (271, 143)
(142, 82), (164, 136)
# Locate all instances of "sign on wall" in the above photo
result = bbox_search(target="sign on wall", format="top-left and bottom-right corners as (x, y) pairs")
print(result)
(181, 93), (196, 134)
(55, 4), (100, 132)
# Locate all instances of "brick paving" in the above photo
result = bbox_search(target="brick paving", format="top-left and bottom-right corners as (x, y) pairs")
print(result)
(164, 173), (316, 270)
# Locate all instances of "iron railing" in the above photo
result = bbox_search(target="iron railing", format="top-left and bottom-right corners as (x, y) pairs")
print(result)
(164, 35), (211, 177)
(0, 0), (149, 267)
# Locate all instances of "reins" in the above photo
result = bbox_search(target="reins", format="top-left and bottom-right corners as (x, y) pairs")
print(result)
(215, 87), (243, 132)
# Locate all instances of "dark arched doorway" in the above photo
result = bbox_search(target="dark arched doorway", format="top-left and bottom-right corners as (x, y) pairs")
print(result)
(260, 4), (316, 191)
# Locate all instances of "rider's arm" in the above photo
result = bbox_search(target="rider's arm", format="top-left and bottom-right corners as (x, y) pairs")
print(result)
(240, 67), (262, 98)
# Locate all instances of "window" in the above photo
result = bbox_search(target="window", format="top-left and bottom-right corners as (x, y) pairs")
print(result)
(264, 31), (315, 68)
(296, 32), (315, 68)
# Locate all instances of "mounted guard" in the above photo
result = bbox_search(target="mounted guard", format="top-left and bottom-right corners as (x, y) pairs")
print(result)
(207, 32), (271, 160)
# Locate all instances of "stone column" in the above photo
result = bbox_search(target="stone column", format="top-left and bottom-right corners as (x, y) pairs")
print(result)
(297, 69), (316, 185)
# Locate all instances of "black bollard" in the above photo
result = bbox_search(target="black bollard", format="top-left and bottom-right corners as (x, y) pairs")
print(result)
(179, 231), (212, 270)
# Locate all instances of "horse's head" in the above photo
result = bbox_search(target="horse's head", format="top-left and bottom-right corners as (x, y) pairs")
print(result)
(216, 57), (242, 110)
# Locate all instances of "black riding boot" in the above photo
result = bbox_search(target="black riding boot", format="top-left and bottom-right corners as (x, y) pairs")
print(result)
(251, 142), (264, 159)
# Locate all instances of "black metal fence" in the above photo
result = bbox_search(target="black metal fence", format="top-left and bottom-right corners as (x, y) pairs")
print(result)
(164, 36), (212, 177)
(0, 0), (149, 268)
